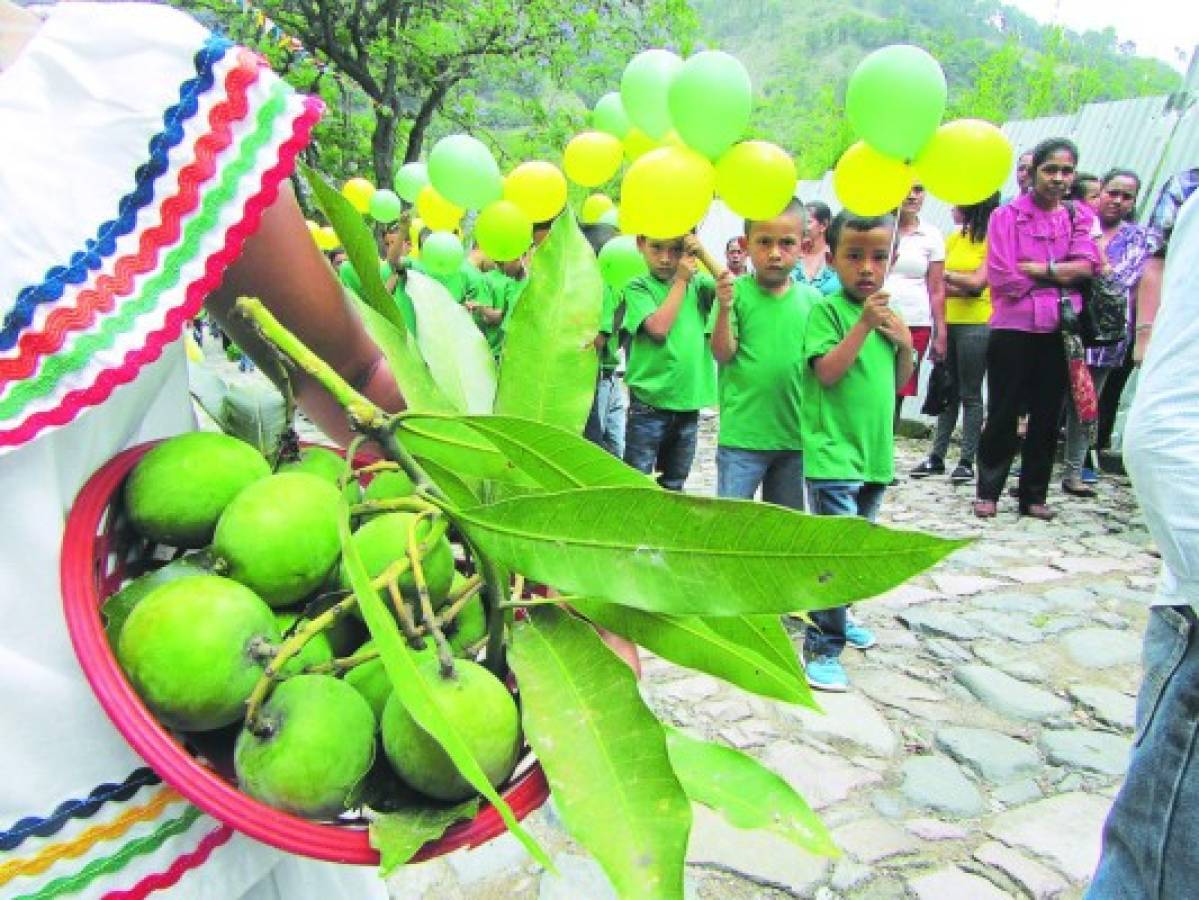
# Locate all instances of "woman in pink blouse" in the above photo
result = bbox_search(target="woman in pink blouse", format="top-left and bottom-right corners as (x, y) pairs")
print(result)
(974, 138), (1100, 520)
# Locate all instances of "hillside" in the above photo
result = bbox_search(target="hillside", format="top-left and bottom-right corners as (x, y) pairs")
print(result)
(693, 0), (1182, 176)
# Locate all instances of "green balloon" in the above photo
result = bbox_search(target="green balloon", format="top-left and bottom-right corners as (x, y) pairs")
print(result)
(428, 134), (503, 210)
(597, 208), (619, 228)
(846, 44), (947, 162)
(620, 49), (682, 140)
(592, 92), (631, 139)
(475, 200), (532, 263)
(393, 162), (429, 203)
(597, 235), (648, 291)
(368, 188), (404, 223)
(668, 51), (752, 160)
(421, 231), (465, 276)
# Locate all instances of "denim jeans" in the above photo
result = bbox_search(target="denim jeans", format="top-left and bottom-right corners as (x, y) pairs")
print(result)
(1064, 366), (1112, 479)
(930, 323), (989, 464)
(716, 447), (805, 511)
(622, 397), (699, 491)
(803, 480), (886, 659)
(1089, 605), (1199, 899)
(583, 372), (628, 459)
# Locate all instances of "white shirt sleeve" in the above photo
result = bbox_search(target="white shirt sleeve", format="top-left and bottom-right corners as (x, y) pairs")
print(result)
(1125, 190), (1199, 606)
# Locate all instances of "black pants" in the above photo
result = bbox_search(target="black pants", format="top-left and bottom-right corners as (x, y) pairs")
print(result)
(977, 330), (1068, 507)
(1097, 356), (1134, 451)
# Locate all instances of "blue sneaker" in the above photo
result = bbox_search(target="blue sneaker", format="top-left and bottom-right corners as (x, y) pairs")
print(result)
(845, 619), (877, 650)
(805, 656), (849, 692)
(1081, 467), (1099, 485)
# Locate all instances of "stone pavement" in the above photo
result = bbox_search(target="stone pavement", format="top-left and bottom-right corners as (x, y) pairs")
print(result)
(194, 350), (1156, 899)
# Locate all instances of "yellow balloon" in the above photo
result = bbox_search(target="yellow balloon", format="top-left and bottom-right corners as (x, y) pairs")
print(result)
(314, 226), (340, 250)
(622, 126), (658, 162)
(620, 146), (715, 239)
(504, 161), (568, 223)
(563, 132), (623, 188)
(416, 184), (464, 232)
(581, 193), (615, 224)
(715, 141), (797, 220)
(915, 119), (1013, 205)
(833, 141), (914, 216)
(341, 177), (375, 214)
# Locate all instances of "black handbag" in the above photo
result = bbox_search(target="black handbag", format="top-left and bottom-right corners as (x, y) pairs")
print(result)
(921, 361), (953, 416)
(1065, 203), (1128, 347)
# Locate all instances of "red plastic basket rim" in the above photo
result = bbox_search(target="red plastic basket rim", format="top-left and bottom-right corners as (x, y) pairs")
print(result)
(61, 440), (548, 865)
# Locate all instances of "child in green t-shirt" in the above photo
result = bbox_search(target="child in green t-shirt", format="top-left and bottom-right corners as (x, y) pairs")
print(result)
(621, 234), (730, 490)
(709, 199), (819, 510)
(801, 211), (915, 692)
(467, 257), (525, 359)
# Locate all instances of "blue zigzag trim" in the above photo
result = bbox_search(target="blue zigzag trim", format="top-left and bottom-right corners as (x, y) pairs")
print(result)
(0, 35), (233, 351)
(0, 767), (162, 851)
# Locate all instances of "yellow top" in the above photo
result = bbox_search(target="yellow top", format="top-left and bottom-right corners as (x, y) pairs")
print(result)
(944, 231), (991, 325)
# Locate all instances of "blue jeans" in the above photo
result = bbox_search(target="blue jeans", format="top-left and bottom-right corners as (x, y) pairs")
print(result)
(622, 397), (699, 491)
(1088, 605), (1199, 899)
(583, 372), (628, 459)
(716, 447), (805, 511)
(803, 480), (886, 659)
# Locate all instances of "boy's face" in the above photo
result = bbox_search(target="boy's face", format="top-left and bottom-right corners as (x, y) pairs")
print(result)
(831, 226), (893, 301)
(746, 214), (803, 290)
(638, 237), (686, 281)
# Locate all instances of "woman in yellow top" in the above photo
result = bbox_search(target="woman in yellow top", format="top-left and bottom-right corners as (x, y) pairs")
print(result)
(910, 194), (1000, 483)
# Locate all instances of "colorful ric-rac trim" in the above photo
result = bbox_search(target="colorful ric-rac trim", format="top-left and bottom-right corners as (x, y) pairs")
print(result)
(0, 46), (322, 452)
(0, 36), (232, 352)
(101, 824), (234, 900)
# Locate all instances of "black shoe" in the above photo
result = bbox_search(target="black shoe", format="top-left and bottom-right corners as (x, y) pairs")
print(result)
(950, 462), (975, 484)
(910, 457), (945, 479)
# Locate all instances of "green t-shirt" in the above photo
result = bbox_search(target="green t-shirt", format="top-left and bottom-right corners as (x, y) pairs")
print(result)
(622, 272), (717, 411)
(338, 259), (417, 336)
(800, 291), (899, 483)
(476, 268), (523, 354)
(598, 285), (621, 373)
(707, 276), (819, 451)
(407, 258), (483, 304)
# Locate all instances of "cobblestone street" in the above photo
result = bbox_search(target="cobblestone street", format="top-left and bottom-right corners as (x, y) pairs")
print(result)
(197, 349), (1155, 899)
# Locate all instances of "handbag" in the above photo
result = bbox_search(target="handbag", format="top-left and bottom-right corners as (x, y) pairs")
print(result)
(920, 361), (953, 416)
(1064, 203), (1128, 347)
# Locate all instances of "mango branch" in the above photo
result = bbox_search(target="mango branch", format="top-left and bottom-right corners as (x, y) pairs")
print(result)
(386, 577), (424, 648)
(351, 497), (439, 517)
(409, 512), (455, 678)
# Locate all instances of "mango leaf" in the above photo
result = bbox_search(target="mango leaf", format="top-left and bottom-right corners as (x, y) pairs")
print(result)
(302, 162), (406, 335)
(703, 616), (806, 687)
(369, 798), (480, 877)
(495, 213), (602, 433)
(570, 600), (815, 708)
(355, 294), (454, 415)
(453, 488), (968, 616)
(665, 728), (838, 857)
(338, 506), (550, 869)
(188, 364), (229, 425)
(412, 454), (481, 509)
(406, 272), (497, 414)
(191, 365), (289, 456)
(102, 553), (214, 648)
(509, 607), (690, 898)
(396, 417), (532, 485)
(406, 413), (653, 492)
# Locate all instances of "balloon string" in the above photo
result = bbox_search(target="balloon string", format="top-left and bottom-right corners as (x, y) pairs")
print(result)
(884, 216), (902, 282)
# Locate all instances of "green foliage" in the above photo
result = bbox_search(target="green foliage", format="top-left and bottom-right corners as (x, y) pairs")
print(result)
(189, 367), (291, 457)
(369, 799), (481, 875)
(509, 607), (691, 898)
(405, 273), (498, 414)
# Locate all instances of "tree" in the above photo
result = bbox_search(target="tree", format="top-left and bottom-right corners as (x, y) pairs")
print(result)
(177, 0), (694, 188)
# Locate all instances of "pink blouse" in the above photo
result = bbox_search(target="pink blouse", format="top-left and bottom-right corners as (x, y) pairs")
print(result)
(986, 193), (1100, 333)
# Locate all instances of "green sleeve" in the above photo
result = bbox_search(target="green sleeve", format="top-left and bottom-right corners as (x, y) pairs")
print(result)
(337, 260), (362, 294)
(703, 291), (738, 339)
(599, 285), (617, 335)
(803, 301), (843, 365)
(621, 277), (659, 338)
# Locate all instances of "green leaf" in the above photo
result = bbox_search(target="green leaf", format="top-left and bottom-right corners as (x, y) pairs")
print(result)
(454, 488), (968, 616)
(412, 454), (482, 509)
(188, 364), (229, 426)
(301, 162), (406, 336)
(396, 417), (532, 485)
(408, 413), (653, 492)
(495, 213), (602, 432)
(406, 272), (497, 414)
(102, 554), (214, 648)
(338, 505), (550, 869)
(570, 600), (815, 708)
(509, 607), (690, 898)
(369, 798), (480, 877)
(221, 380), (291, 457)
(703, 616), (806, 687)
(354, 295), (455, 415)
(665, 728), (838, 857)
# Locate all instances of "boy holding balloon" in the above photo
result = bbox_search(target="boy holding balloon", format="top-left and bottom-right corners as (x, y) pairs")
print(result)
(621, 234), (728, 490)
(800, 211), (915, 692)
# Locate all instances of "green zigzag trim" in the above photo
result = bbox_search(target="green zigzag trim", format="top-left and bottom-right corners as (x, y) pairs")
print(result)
(13, 806), (202, 900)
(0, 83), (290, 421)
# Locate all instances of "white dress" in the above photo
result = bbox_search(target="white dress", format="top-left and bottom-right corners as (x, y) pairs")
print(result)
(0, 4), (385, 896)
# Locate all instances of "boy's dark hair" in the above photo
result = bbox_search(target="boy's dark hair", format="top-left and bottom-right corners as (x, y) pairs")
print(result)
(743, 197), (806, 236)
(1031, 137), (1079, 170)
(805, 201), (832, 228)
(827, 210), (895, 254)
(958, 193), (1001, 243)
(1068, 172), (1099, 201)
(580, 222), (618, 256)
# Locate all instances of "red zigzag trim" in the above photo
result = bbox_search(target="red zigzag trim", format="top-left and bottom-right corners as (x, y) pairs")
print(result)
(101, 824), (234, 900)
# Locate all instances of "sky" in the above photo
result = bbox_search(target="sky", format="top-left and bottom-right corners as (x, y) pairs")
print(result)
(1005, 0), (1199, 73)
